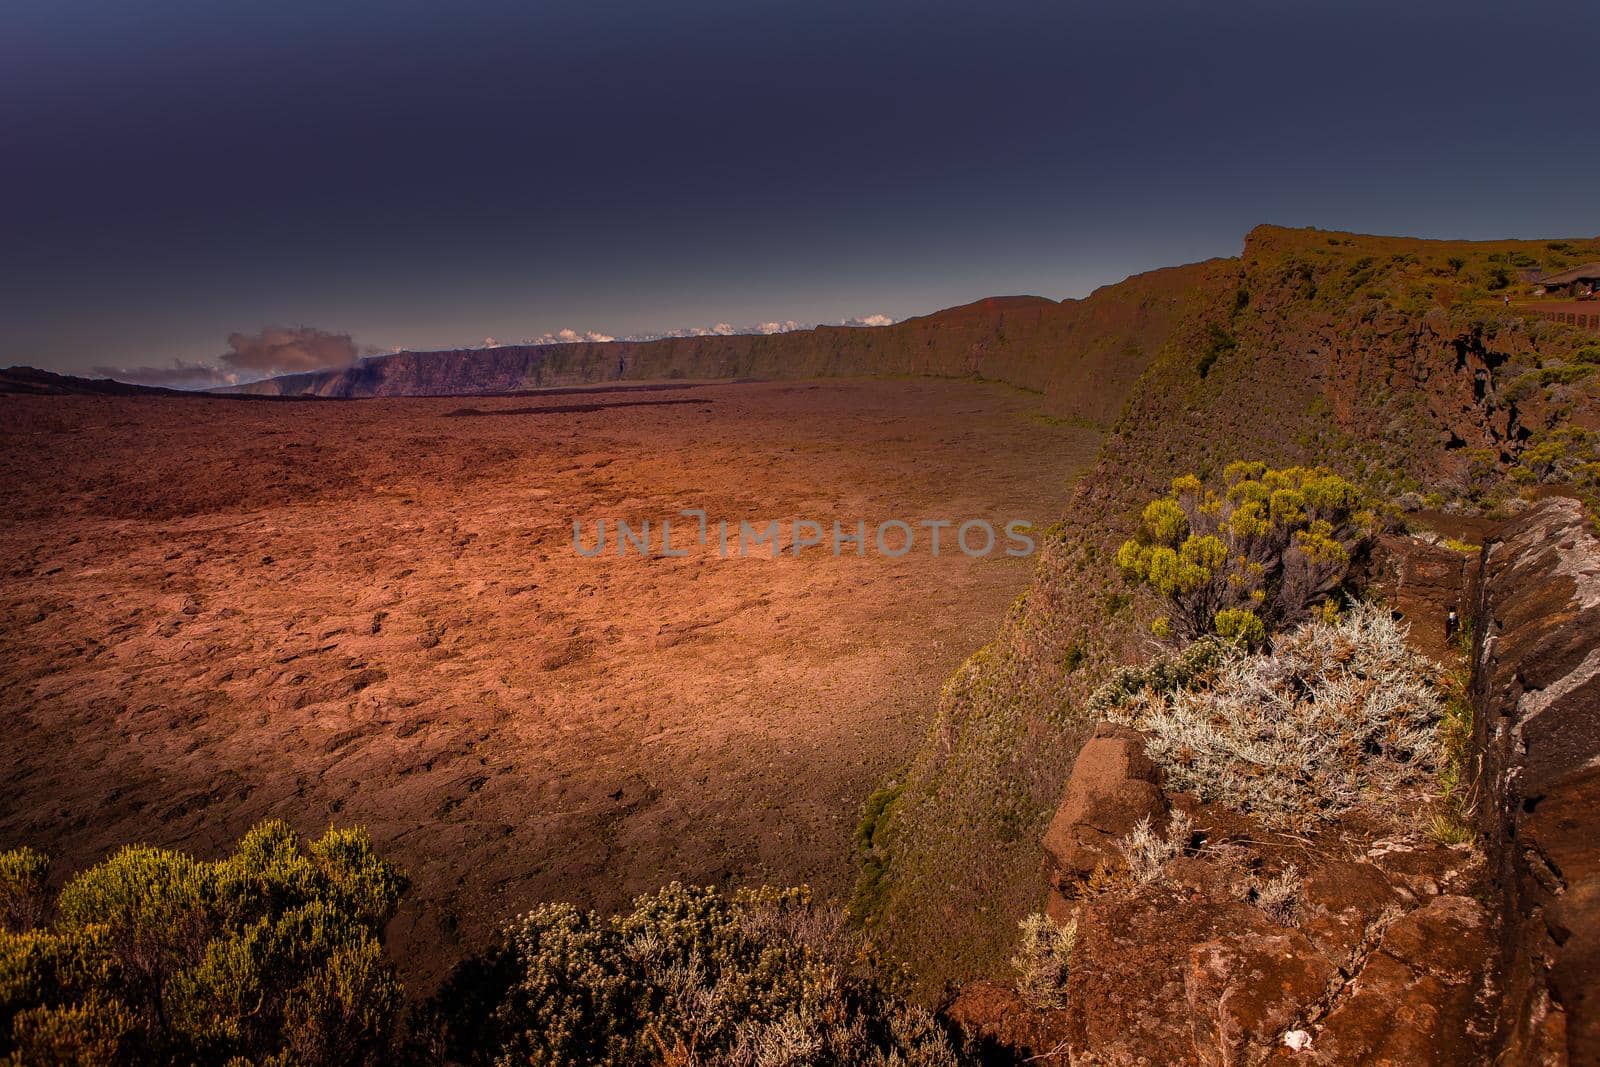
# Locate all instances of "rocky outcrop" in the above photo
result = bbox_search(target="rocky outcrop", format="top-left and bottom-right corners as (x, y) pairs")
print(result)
(1472, 497), (1600, 1063)
(959, 728), (1497, 1065)
(956, 497), (1600, 1064)
(1303, 894), (1496, 1066)
(1040, 722), (1168, 900)
(1368, 532), (1478, 663)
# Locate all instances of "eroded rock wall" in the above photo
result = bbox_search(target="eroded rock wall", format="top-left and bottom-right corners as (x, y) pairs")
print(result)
(1472, 497), (1600, 1063)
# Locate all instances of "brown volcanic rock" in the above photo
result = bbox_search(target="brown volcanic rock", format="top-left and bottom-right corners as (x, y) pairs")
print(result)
(1367, 533), (1476, 663)
(1064, 881), (1306, 1065)
(1298, 860), (1406, 967)
(1024, 840), (1495, 1066)
(1471, 497), (1600, 1063)
(1041, 722), (1168, 890)
(944, 979), (1070, 1061)
(1309, 895), (1494, 1066)
(1185, 929), (1340, 1067)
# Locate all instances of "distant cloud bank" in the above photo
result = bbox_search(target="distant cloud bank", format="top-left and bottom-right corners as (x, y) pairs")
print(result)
(220, 326), (363, 375)
(522, 328), (618, 346)
(96, 326), (368, 388)
(89, 359), (239, 389)
(485, 314), (898, 348)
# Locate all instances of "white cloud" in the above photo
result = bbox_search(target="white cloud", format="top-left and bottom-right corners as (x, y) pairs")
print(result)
(220, 326), (360, 373)
(501, 313), (895, 347)
(621, 323), (740, 342)
(91, 359), (240, 389)
(526, 328), (617, 345)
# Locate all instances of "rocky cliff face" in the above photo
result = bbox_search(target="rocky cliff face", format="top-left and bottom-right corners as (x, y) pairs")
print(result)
(948, 498), (1599, 1064)
(856, 226), (1600, 998)
(1471, 497), (1600, 1062)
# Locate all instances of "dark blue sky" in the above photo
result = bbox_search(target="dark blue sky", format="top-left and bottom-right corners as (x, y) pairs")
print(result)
(4, 0), (1597, 380)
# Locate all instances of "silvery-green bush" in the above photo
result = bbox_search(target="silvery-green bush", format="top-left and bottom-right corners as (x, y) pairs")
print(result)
(431, 882), (964, 1067)
(1097, 603), (1444, 830)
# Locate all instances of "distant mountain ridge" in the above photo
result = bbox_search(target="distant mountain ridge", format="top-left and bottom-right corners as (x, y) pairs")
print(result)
(0, 366), (327, 400)
(213, 275), (1220, 426)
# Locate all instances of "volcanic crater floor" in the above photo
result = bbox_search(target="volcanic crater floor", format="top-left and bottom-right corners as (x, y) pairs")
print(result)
(0, 378), (1099, 989)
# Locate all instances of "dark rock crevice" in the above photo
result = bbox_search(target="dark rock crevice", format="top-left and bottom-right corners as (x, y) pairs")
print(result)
(1470, 497), (1600, 1064)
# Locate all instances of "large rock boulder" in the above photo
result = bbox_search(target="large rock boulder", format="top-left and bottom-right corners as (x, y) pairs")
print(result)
(1185, 929), (1340, 1067)
(1041, 722), (1168, 895)
(1368, 532), (1477, 662)
(1066, 880), (1308, 1064)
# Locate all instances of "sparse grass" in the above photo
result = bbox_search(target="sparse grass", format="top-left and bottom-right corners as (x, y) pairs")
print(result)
(1434, 619), (1479, 845)
(848, 546), (1102, 996)
(1251, 865), (1303, 926)
(1428, 813), (1475, 846)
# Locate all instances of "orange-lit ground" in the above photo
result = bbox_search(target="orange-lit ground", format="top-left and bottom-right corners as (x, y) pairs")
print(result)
(0, 378), (1099, 988)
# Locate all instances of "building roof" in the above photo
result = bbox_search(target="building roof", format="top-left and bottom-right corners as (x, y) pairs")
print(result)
(1538, 262), (1600, 285)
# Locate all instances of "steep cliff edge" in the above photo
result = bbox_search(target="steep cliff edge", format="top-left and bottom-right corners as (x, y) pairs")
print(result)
(856, 226), (1600, 998)
(1472, 497), (1600, 1062)
(946, 498), (1598, 1064)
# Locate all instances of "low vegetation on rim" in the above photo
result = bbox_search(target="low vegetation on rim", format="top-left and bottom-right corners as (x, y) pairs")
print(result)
(1094, 603), (1446, 831)
(424, 883), (966, 1067)
(0, 821), (407, 1066)
(1115, 463), (1380, 644)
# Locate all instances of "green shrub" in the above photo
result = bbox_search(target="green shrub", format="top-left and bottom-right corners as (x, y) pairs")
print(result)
(1539, 362), (1596, 387)
(1518, 427), (1600, 484)
(1501, 370), (1542, 404)
(1115, 465), (1377, 641)
(0, 850), (47, 933)
(0, 822), (406, 1066)
(1196, 323), (1237, 378)
(1213, 608), (1267, 648)
(849, 783), (905, 922)
(1086, 636), (1234, 717)
(427, 883), (964, 1067)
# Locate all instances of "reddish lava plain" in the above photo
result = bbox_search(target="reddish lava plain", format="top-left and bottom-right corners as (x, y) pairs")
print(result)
(0, 378), (1099, 990)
